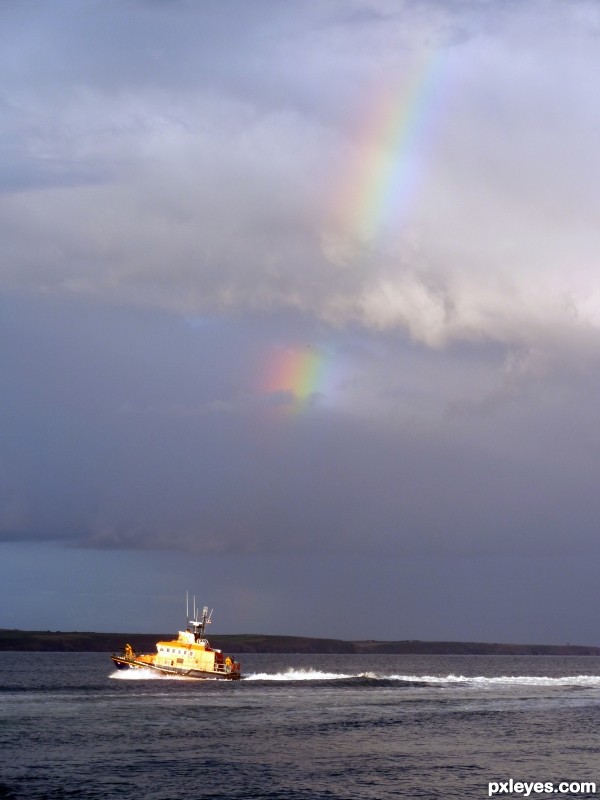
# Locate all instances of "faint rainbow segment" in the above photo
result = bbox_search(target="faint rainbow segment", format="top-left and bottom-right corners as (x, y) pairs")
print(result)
(261, 345), (331, 411)
(331, 50), (447, 244)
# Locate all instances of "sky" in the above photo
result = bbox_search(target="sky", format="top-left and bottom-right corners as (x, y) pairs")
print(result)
(2, 0), (600, 644)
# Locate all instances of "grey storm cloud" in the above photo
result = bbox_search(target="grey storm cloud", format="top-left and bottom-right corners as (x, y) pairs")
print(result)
(1, 292), (599, 563)
(2, 0), (600, 570)
(2, 0), (600, 352)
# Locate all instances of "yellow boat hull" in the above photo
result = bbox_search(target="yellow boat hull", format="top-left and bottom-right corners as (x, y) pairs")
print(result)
(111, 653), (241, 680)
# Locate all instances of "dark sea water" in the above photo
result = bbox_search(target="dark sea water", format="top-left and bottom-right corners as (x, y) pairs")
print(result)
(2, 652), (600, 799)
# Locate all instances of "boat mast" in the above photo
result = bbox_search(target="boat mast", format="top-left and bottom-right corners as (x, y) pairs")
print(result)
(186, 592), (212, 642)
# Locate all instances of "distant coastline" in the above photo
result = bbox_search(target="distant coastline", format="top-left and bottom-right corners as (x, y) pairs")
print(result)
(1, 629), (599, 656)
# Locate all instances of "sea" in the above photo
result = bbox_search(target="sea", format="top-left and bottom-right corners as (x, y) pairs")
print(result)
(1, 652), (600, 799)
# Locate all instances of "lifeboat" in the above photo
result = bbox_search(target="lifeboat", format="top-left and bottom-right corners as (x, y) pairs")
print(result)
(111, 601), (241, 680)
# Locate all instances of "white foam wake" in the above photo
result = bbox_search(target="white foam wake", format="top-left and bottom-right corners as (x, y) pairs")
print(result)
(244, 668), (355, 681)
(387, 674), (600, 687)
(243, 670), (600, 686)
(442, 674), (600, 687)
(108, 667), (600, 687)
(109, 669), (192, 681)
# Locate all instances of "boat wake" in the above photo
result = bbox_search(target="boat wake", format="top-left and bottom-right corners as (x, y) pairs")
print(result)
(109, 669), (193, 681)
(243, 669), (600, 687)
(245, 668), (355, 681)
(108, 666), (600, 687)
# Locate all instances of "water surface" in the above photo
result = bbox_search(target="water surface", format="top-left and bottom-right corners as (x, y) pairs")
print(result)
(1, 652), (600, 798)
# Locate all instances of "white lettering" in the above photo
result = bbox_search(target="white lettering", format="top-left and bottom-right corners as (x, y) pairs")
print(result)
(488, 779), (596, 796)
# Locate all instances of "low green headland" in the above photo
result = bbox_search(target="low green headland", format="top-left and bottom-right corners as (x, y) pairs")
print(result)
(1, 629), (598, 655)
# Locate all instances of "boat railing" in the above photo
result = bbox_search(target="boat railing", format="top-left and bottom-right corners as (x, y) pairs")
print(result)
(215, 662), (241, 675)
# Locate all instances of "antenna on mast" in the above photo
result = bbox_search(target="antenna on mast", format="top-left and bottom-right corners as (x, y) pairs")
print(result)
(185, 592), (214, 642)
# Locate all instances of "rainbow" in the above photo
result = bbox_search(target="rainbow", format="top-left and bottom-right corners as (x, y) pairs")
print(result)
(262, 345), (328, 409)
(333, 50), (445, 244)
